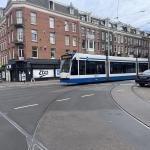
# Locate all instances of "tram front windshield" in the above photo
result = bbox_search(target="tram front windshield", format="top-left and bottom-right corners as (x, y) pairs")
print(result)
(60, 58), (71, 73)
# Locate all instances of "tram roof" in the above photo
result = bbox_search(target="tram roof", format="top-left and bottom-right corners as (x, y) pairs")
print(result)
(73, 53), (148, 62)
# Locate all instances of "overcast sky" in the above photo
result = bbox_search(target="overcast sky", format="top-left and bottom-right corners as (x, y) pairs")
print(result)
(1, 0), (150, 31)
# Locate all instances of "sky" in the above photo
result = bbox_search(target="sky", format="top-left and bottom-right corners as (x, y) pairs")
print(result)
(1, 0), (150, 31)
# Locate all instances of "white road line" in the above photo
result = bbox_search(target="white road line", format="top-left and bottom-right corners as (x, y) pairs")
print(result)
(0, 111), (48, 150)
(81, 94), (95, 98)
(56, 98), (71, 102)
(14, 104), (39, 110)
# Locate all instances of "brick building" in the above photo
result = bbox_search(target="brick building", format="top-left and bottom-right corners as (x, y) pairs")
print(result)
(0, 0), (150, 81)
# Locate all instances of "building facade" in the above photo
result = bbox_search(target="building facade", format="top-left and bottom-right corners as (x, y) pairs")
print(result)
(0, 0), (150, 81)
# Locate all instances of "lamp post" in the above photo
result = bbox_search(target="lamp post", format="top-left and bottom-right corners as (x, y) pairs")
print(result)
(106, 18), (110, 80)
(136, 48), (139, 76)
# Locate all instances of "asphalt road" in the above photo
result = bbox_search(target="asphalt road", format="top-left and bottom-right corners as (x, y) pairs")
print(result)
(0, 81), (150, 150)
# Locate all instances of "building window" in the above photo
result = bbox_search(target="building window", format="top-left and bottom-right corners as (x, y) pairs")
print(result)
(121, 35), (124, 43)
(31, 12), (37, 25)
(114, 45), (117, 52)
(73, 37), (77, 47)
(12, 48), (15, 59)
(50, 33), (55, 44)
(8, 34), (11, 44)
(72, 23), (76, 32)
(7, 16), (10, 27)
(110, 34), (112, 41)
(65, 21), (69, 31)
(118, 35), (121, 44)
(102, 32), (105, 41)
(106, 33), (109, 42)
(51, 48), (56, 58)
(31, 30), (37, 42)
(70, 8), (74, 15)
(11, 31), (14, 42)
(10, 13), (13, 24)
(18, 46), (24, 58)
(124, 37), (127, 43)
(82, 39), (86, 48)
(89, 40), (94, 49)
(49, 1), (54, 10)
(65, 35), (70, 46)
(16, 10), (22, 24)
(32, 47), (38, 58)
(17, 28), (23, 42)
(102, 44), (105, 51)
(49, 17), (54, 29)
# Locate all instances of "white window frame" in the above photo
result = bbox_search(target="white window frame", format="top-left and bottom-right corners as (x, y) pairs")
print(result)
(65, 35), (70, 46)
(18, 46), (24, 58)
(31, 12), (37, 25)
(16, 10), (23, 24)
(8, 34), (11, 44)
(31, 30), (38, 42)
(65, 21), (69, 32)
(102, 32), (105, 41)
(32, 47), (38, 58)
(70, 8), (74, 15)
(50, 32), (55, 44)
(10, 13), (13, 24)
(17, 28), (23, 42)
(49, 1), (55, 10)
(51, 48), (56, 59)
(49, 17), (55, 29)
(73, 37), (77, 47)
(72, 22), (76, 32)
(7, 17), (10, 27)
(11, 31), (14, 42)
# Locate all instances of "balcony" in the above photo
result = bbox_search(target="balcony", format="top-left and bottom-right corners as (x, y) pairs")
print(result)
(14, 40), (24, 45)
(15, 23), (24, 28)
(14, 19), (24, 28)
(86, 33), (95, 40)
(18, 57), (24, 61)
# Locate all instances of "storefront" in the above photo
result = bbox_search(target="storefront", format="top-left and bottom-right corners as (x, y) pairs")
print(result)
(6, 59), (60, 82)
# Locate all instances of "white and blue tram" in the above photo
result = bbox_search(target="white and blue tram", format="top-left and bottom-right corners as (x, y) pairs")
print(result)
(60, 53), (148, 84)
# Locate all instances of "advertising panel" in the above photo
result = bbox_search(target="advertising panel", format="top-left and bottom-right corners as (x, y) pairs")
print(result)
(33, 69), (54, 78)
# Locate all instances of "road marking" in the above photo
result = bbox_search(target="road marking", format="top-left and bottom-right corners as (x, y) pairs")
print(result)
(0, 111), (48, 150)
(56, 98), (71, 102)
(81, 94), (95, 98)
(116, 89), (124, 92)
(120, 83), (133, 86)
(14, 104), (39, 110)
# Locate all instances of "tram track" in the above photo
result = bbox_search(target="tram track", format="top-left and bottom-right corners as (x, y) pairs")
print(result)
(110, 83), (150, 130)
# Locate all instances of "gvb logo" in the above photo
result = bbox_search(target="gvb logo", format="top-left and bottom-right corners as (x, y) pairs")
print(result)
(39, 70), (48, 78)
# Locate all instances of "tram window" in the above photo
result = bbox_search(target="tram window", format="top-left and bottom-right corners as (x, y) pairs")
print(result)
(61, 59), (71, 73)
(86, 61), (105, 75)
(139, 63), (148, 72)
(110, 62), (136, 74)
(97, 61), (105, 74)
(71, 60), (78, 75)
(79, 60), (86, 75)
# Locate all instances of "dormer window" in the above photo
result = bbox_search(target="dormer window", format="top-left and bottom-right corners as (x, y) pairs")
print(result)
(49, 1), (54, 10)
(69, 2), (74, 15)
(70, 8), (74, 15)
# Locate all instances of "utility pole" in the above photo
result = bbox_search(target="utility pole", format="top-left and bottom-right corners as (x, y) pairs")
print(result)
(106, 18), (110, 80)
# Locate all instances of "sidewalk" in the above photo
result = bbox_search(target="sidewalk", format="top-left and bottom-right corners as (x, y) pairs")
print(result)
(111, 83), (150, 127)
(0, 80), (60, 89)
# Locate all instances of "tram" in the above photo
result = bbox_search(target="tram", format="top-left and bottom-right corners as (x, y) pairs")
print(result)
(60, 53), (148, 84)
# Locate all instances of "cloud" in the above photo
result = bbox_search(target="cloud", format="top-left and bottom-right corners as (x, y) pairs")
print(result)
(62, 0), (150, 31)
(1, 0), (150, 31)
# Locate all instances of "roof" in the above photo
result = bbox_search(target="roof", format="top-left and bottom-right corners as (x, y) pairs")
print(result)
(26, 0), (79, 17)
